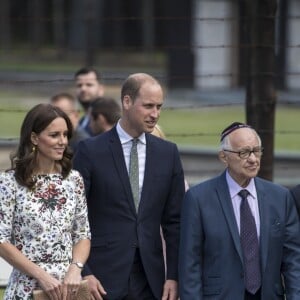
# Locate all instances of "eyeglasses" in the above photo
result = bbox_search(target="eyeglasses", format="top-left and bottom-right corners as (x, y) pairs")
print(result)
(223, 147), (264, 159)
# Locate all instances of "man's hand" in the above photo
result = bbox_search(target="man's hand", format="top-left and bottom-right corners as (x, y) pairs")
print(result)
(162, 279), (178, 300)
(84, 275), (107, 300)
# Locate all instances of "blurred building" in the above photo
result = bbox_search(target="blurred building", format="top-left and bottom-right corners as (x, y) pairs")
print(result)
(1, 0), (194, 88)
(0, 0), (298, 90)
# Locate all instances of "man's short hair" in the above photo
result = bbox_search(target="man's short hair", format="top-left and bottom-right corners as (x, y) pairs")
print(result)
(121, 73), (160, 101)
(50, 92), (76, 104)
(74, 67), (101, 81)
(90, 97), (121, 125)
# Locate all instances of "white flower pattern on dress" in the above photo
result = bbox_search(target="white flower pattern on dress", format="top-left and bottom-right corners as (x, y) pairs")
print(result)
(0, 170), (91, 300)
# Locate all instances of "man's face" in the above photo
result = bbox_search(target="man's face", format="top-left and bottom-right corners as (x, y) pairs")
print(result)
(75, 72), (104, 109)
(220, 128), (262, 187)
(123, 82), (163, 137)
(90, 114), (104, 135)
(52, 98), (78, 129)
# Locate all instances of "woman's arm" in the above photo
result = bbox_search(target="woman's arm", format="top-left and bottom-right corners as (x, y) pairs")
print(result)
(62, 239), (91, 299)
(0, 242), (63, 299)
(64, 238), (91, 283)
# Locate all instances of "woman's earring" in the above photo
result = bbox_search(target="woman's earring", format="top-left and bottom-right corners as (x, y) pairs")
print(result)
(32, 145), (36, 153)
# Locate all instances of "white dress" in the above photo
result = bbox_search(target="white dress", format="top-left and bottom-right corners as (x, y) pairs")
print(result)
(0, 170), (91, 300)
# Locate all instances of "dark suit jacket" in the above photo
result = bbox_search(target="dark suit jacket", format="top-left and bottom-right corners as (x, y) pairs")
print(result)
(73, 127), (185, 299)
(179, 171), (300, 300)
(290, 185), (300, 217)
(79, 115), (93, 137)
(69, 126), (89, 153)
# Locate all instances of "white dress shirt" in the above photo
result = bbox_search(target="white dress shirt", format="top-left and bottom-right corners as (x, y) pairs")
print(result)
(116, 121), (146, 201)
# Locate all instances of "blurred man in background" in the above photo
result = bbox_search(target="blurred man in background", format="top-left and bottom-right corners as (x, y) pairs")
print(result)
(74, 67), (105, 136)
(50, 92), (89, 152)
(89, 97), (121, 135)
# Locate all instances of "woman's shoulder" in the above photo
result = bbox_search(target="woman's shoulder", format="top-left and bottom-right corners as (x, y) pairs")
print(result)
(67, 169), (84, 182)
(65, 170), (85, 192)
(0, 170), (15, 181)
(0, 170), (17, 192)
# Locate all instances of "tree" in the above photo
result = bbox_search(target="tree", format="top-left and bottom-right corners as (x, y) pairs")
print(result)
(0, 0), (11, 51)
(244, 0), (277, 180)
(28, 0), (46, 50)
(52, 0), (66, 59)
(84, 0), (98, 66)
(161, 0), (194, 88)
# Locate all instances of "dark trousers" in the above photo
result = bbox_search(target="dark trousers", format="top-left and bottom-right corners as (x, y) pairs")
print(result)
(245, 289), (261, 300)
(122, 249), (156, 300)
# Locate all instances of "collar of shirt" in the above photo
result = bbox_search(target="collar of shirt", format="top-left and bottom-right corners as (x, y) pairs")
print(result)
(116, 120), (146, 145)
(225, 170), (260, 236)
(225, 170), (257, 200)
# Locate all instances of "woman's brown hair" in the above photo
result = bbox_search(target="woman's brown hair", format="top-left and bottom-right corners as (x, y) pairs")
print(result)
(9, 103), (73, 188)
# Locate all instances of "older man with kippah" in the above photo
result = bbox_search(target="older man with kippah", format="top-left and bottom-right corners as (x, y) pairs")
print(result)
(179, 122), (300, 300)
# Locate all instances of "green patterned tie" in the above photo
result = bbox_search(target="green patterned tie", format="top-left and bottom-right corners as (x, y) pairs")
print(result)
(129, 138), (139, 210)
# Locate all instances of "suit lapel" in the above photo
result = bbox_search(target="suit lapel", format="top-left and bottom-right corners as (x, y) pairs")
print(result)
(217, 172), (244, 263)
(109, 128), (137, 215)
(217, 174), (270, 271)
(255, 178), (270, 273)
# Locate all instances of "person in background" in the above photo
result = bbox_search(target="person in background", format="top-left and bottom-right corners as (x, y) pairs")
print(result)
(179, 122), (300, 300)
(89, 96), (121, 135)
(73, 73), (185, 300)
(50, 92), (89, 152)
(151, 124), (188, 191)
(74, 67), (105, 136)
(0, 104), (91, 300)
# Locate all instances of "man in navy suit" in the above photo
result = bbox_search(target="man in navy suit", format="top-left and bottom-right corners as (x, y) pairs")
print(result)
(179, 122), (300, 300)
(73, 73), (185, 300)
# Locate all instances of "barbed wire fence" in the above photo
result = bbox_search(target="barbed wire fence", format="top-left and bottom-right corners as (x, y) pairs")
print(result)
(0, 7), (300, 174)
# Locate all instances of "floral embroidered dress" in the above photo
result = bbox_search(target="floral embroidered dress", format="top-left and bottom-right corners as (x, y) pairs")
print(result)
(0, 170), (91, 300)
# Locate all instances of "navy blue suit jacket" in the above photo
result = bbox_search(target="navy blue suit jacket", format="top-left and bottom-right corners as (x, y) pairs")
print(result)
(78, 115), (93, 137)
(73, 127), (185, 299)
(179, 171), (300, 300)
(290, 185), (300, 217)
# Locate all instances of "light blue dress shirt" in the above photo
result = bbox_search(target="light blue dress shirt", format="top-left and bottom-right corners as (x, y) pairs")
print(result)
(226, 170), (261, 238)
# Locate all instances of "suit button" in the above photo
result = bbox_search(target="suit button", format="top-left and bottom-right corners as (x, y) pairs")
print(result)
(132, 243), (138, 248)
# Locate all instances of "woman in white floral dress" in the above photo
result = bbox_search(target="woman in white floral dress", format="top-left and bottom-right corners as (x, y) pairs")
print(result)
(0, 104), (91, 300)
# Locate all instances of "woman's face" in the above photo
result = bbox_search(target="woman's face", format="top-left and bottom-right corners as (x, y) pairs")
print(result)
(31, 117), (69, 165)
